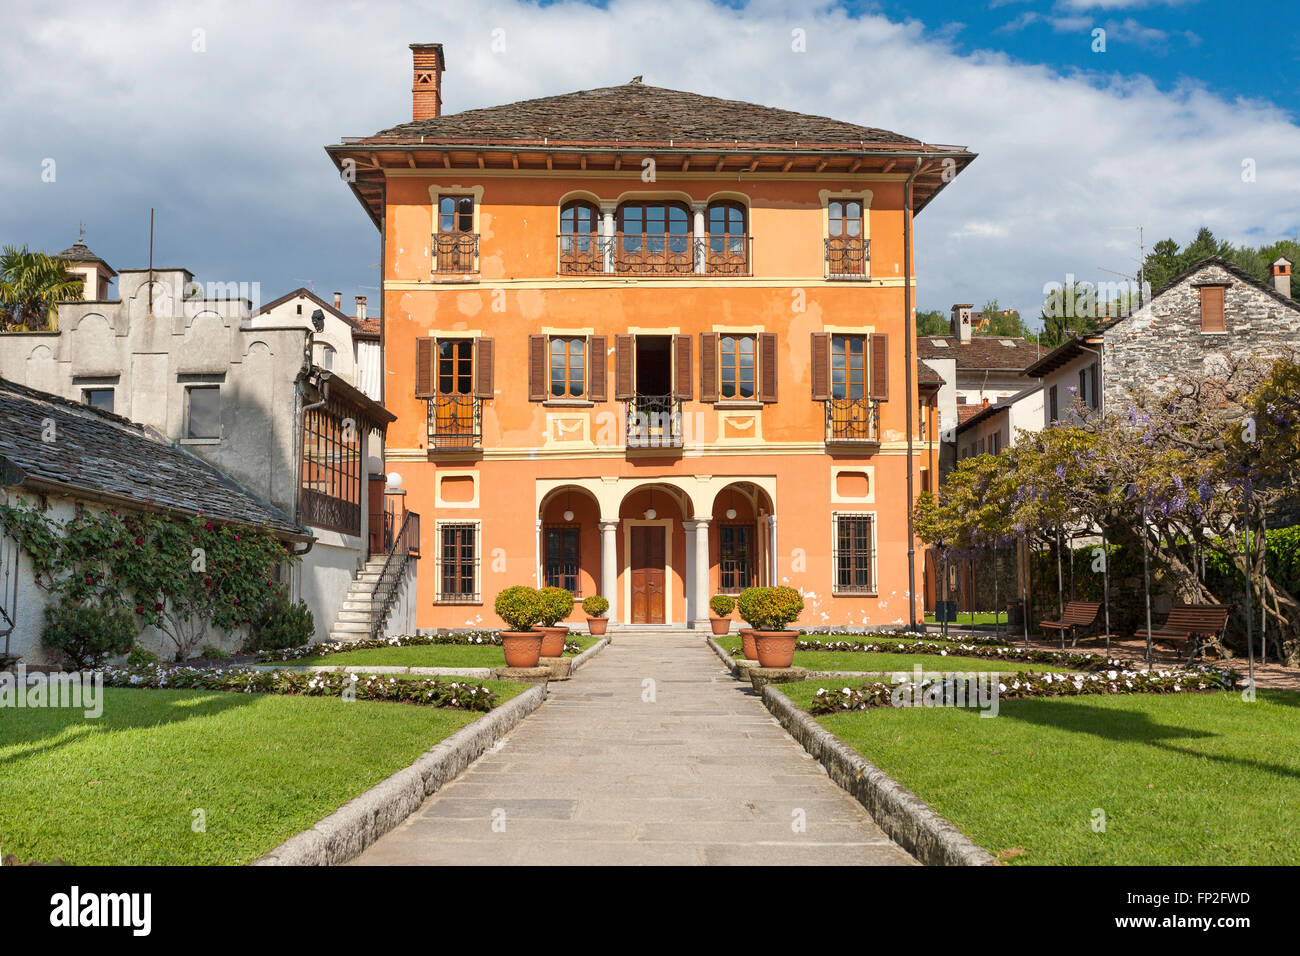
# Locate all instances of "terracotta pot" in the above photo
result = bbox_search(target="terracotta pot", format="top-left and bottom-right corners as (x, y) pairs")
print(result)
(587, 616), (608, 636)
(739, 628), (757, 660)
(710, 617), (731, 636)
(538, 626), (569, 658)
(501, 630), (543, 668)
(754, 630), (799, 668)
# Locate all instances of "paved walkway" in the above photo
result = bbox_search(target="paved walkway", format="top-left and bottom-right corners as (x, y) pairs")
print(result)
(354, 630), (915, 865)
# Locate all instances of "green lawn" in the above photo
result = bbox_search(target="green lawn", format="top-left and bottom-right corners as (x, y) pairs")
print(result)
(780, 681), (1300, 865)
(925, 611), (1005, 626)
(0, 682), (522, 865)
(718, 637), (1071, 673)
(283, 635), (597, 669)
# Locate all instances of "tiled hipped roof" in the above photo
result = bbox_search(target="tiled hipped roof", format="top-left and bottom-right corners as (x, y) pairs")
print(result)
(0, 378), (306, 538)
(370, 83), (923, 147)
(916, 336), (1041, 372)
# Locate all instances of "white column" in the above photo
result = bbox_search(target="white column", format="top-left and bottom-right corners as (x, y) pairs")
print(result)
(768, 514), (779, 585)
(692, 517), (712, 628)
(601, 204), (616, 274)
(535, 519), (543, 586)
(692, 202), (707, 274)
(682, 519), (699, 623)
(599, 519), (619, 624)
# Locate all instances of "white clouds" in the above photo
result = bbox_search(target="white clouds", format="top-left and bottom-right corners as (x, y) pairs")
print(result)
(0, 0), (1295, 322)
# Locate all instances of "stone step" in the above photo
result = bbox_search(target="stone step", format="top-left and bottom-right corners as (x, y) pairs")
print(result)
(330, 620), (370, 633)
(335, 610), (374, 624)
(328, 631), (370, 643)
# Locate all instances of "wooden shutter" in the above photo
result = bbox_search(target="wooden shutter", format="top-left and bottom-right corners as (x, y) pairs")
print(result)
(1200, 285), (1226, 332)
(810, 332), (831, 400)
(699, 333), (719, 402)
(869, 333), (889, 401)
(588, 335), (607, 402)
(615, 334), (634, 400)
(758, 332), (778, 403)
(528, 335), (547, 402)
(673, 334), (693, 400)
(474, 338), (494, 399)
(415, 337), (435, 398)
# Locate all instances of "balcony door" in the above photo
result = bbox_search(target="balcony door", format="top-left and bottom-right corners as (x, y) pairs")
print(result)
(629, 525), (666, 624)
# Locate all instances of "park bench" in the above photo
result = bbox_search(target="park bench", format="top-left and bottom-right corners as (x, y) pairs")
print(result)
(1133, 604), (1232, 663)
(1038, 600), (1102, 647)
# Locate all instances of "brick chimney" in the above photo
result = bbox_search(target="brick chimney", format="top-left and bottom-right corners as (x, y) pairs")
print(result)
(333, 291), (342, 310)
(411, 43), (446, 121)
(1271, 258), (1292, 299)
(950, 303), (974, 344)
(355, 296), (367, 322)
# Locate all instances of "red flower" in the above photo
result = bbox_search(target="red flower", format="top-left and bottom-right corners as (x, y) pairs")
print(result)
(154, 602), (163, 611)
(84, 575), (94, 585)
(135, 606), (144, 615)
(135, 536), (144, 546)
(204, 577), (212, 587)
(204, 522), (215, 531)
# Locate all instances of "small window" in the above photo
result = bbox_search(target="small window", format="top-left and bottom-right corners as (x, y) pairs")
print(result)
(1200, 285), (1226, 332)
(834, 514), (875, 594)
(719, 334), (756, 399)
(83, 388), (114, 413)
(438, 522), (479, 603)
(314, 342), (336, 371)
(185, 386), (221, 439)
(719, 524), (755, 593)
(543, 525), (581, 595)
(296, 303), (303, 315)
(438, 196), (474, 234)
(549, 337), (586, 399)
(1048, 384), (1059, 423)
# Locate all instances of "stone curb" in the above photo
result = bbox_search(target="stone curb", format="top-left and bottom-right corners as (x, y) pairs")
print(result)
(246, 663), (495, 677)
(252, 682), (548, 866)
(705, 636), (740, 675)
(568, 637), (609, 674)
(761, 684), (998, 868)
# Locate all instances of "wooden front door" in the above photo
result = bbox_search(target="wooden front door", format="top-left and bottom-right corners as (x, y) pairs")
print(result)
(629, 526), (666, 624)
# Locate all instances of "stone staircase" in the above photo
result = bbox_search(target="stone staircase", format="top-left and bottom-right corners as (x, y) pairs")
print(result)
(327, 559), (389, 643)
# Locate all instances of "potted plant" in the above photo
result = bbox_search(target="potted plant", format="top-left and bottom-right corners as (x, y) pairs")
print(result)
(735, 586), (763, 659)
(495, 585), (544, 667)
(582, 594), (610, 636)
(709, 594), (735, 636)
(535, 586), (574, 657)
(747, 586), (805, 668)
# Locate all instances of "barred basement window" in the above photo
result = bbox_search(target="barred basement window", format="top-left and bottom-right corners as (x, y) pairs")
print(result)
(719, 524), (755, 593)
(834, 514), (876, 594)
(543, 525), (581, 596)
(438, 522), (479, 603)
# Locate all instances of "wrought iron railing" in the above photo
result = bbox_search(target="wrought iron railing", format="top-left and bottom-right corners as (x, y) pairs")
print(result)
(825, 398), (881, 442)
(626, 395), (683, 448)
(427, 394), (482, 449)
(825, 236), (870, 279)
(369, 509), (420, 640)
(433, 233), (479, 274)
(557, 236), (752, 276)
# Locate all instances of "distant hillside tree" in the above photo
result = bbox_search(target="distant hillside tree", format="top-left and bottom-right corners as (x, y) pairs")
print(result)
(916, 309), (949, 335)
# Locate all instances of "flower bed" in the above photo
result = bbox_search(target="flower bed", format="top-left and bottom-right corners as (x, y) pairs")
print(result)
(257, 631), (581, 663)
(100, 663), (499, 711)
(808, 666), (1235, 715)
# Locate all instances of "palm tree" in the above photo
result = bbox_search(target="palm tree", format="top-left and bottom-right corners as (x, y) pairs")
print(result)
(0, 245), (84, 331)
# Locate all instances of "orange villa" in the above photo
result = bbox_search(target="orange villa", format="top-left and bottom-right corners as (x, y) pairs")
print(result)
(327, 43), (973, 631)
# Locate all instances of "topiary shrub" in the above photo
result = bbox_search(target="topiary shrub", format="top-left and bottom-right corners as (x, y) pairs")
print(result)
(582, 594), (609, 617)
(246, 597), (315, 653)
(41, 601), (136, 668)
(495, 586), (542, 631)
(710, 594), (736, 617)
(537, 586), (574, 627)
(736, 586), (804, 630)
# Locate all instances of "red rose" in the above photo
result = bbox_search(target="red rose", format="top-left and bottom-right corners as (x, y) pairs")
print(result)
(205, 522), (214, 531)
(154, 602), (163, 611)
(204, 577), (212, 587)
(135, 606), (144, 615)
(84, 575), (94, 585)
(135, 537), (144, 546)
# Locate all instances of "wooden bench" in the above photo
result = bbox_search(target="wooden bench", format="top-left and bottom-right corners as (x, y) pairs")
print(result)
(1039, 601), (1102, 647)
(1133, 604), (1232, 663)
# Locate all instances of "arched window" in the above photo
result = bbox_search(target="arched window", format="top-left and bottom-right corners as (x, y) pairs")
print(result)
(314, 342), (336, 371)
(706, 201), (748, 275)
(559, 200), (602, 274)
(436, 195), (476, 274)
(827, 199), (867, 277)
(616, 201), (692, 274)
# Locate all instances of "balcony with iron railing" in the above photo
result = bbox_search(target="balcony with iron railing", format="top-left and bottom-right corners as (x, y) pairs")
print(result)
(825, 236), (870, 280)
(625, 395), (683, 449)
(426, 394), (482, 449)
(824, 397), (881, 443)
(432, 233), (479, 275)
(557, 235), (752, 277)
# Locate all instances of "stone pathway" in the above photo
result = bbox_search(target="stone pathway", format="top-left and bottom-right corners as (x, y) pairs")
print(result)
(353, 630), (915, 865)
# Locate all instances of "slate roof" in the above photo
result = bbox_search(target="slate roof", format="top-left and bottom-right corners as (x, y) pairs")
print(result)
(369, 82), (922, 147)
(917, 359), (943, 386)
(916, 335), (1041, 372)
(0, 377), (307, 538)
(55, 238), (117, 276)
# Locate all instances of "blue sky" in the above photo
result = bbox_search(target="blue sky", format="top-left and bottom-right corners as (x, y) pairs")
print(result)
(1, 0), (1296, 325)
